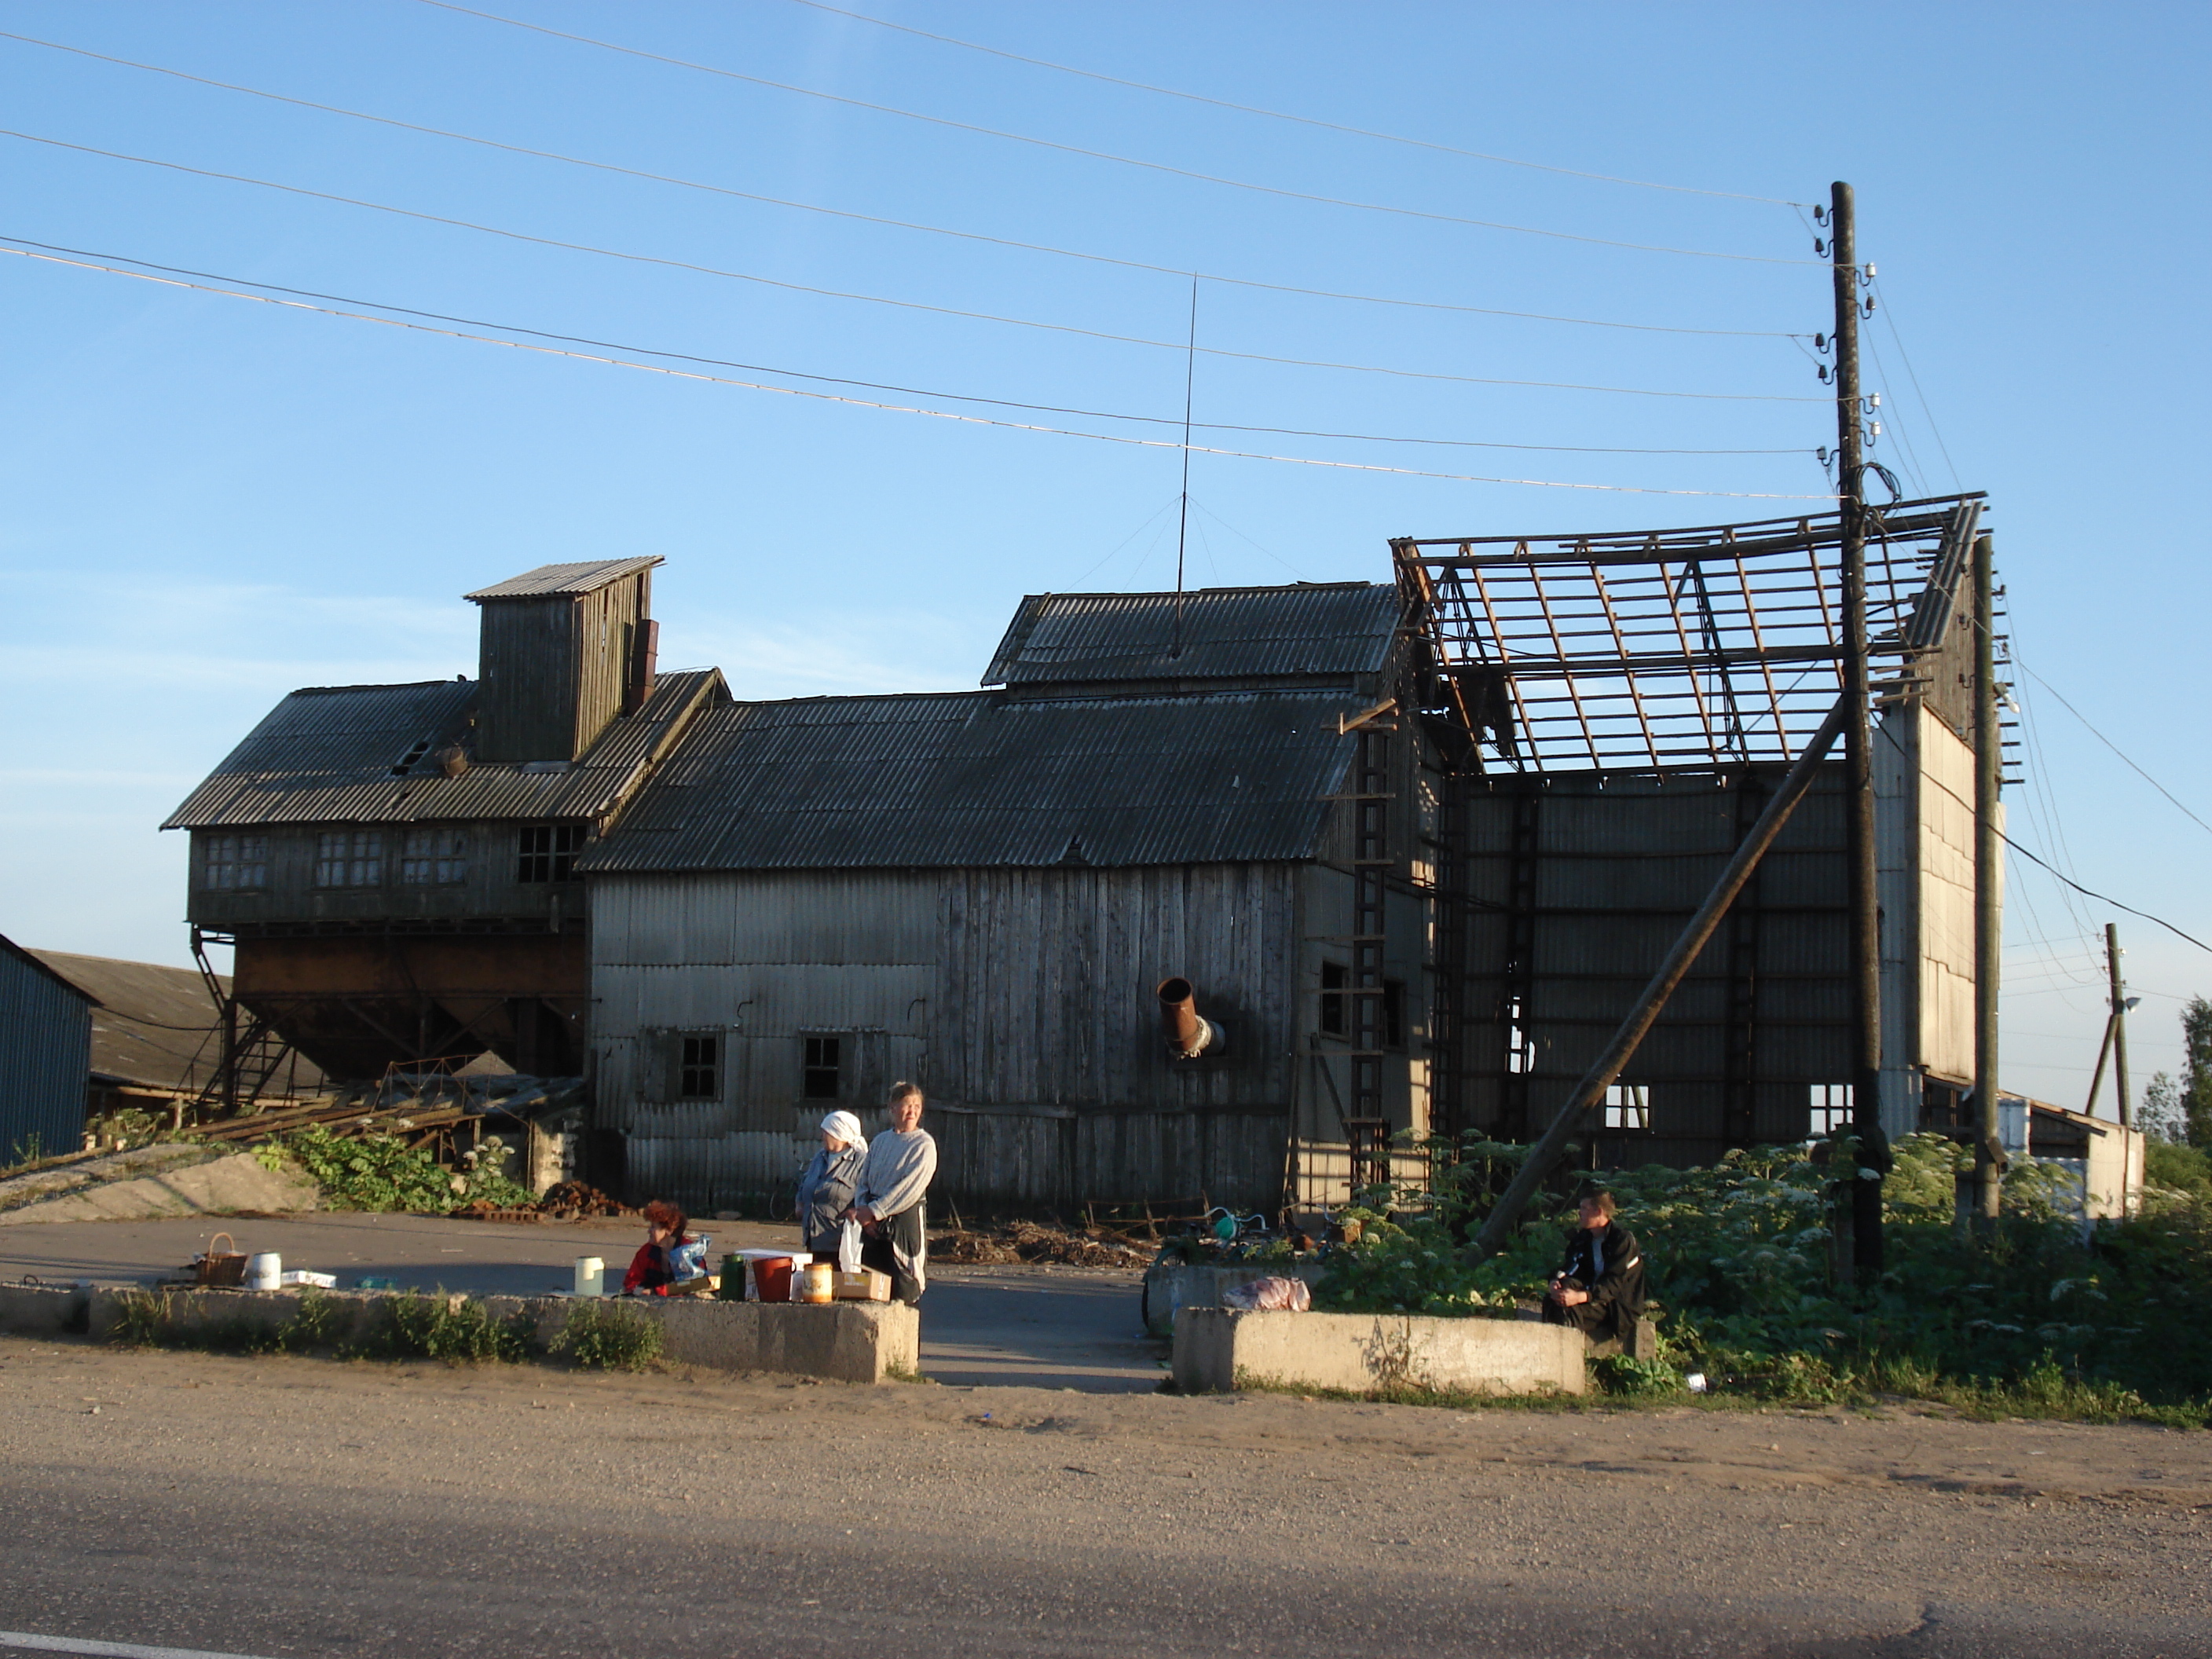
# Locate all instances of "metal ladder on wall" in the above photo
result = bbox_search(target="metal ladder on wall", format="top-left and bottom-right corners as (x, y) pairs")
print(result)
(1343, 712), (1394, 1194)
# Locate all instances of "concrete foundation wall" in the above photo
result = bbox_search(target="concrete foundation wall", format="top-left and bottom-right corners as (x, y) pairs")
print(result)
(1173, 1306), (1584, 1397)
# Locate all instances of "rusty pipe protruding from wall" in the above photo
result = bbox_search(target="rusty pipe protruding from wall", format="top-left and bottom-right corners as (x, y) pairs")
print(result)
(1156, 977), (1215, 1060)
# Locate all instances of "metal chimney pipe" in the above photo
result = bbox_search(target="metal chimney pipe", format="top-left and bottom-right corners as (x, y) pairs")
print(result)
(1156, 978), (1215, 1059)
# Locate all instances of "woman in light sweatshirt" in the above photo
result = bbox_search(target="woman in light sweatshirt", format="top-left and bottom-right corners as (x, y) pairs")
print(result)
(850, 1081), (937, 1306)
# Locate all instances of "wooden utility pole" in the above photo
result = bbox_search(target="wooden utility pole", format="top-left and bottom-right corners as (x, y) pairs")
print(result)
(2108, 923), (2132, 1128)
(1972, 533), (2004, 1222)
(1831, 181), (1884, 1276)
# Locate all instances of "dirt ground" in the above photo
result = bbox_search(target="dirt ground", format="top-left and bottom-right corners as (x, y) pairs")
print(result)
(2, 1337), (2207, 1657)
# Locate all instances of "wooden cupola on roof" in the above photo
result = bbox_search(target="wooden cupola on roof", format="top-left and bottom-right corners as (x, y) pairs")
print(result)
(464, 557), (662, 764)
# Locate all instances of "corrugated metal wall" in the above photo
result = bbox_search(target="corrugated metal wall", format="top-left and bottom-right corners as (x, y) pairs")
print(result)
(591, 866), (1302, 1215)
(0, 950), (91, 1162)
(1457, 766), (1853, 1162)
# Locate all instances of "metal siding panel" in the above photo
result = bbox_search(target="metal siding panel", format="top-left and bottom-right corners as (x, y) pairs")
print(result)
(0, 946), (93, 1159)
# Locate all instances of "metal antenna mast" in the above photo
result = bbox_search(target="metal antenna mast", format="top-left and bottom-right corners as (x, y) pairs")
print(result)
(1171, 275), (1196, 659)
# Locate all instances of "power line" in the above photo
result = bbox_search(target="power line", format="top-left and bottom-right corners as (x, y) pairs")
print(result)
(1, 130), (1829, 405)
(0, 29), (1808, 339)
(0, 244), (1840, 498)
(2002, 832), (2212, 955)
(0, 234), (1816, 459)
(2011, 649), (2212, 843)
(415, 0), (1828, 266)
(1871, 277), (1962, 489)
(781, 0), (1812, 208)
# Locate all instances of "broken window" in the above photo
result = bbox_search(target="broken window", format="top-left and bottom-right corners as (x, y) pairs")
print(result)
(1319, 961), (1348, 1037)
(203, 833), (269, 891)
(517, 824), (584, 882)
(1809, 1082), (1854, 1137)
(802, 1035), (842, 1101)
(1603, 1082), (1650, 1131)
(676, 1035), (719, 1100)
(401, 827), (468, 885)
(1382, 980), (1406, 1049)
(313, 830), (383, 888)
(1505, 995), (1533, 1075)
(389, 735), (437, 776)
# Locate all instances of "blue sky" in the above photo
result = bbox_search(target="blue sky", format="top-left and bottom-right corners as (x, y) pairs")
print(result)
(1, 2), (2203, 1110)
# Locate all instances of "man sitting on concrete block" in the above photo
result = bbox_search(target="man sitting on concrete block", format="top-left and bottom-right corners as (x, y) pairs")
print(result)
(1540, 1188), (1646, 1346)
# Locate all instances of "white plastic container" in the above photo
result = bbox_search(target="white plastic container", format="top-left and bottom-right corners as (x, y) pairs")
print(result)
(244, 1252), (282, 1291)
(573, 1256), (605, 1298)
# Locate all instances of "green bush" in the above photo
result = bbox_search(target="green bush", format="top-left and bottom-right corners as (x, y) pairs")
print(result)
(2147, 1141), (2212, 1203)
(551, 1300), (663, 1371)
(260, 1126), (536, 1214)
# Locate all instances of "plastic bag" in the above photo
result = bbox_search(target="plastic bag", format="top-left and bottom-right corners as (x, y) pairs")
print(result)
(668, 1234), (712, 1282)
(837, 1218), (863, 1276)
(1221, 1275), (1311, 1313)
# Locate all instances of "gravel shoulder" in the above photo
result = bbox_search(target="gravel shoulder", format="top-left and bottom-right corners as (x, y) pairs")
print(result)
(1, 1337), (2206, 1657)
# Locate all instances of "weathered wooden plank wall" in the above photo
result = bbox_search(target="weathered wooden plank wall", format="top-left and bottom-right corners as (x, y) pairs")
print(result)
(591, 865), (1302, 1215)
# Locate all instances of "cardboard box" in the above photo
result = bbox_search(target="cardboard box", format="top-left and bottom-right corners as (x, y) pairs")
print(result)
(833, 1269), (892, 1302)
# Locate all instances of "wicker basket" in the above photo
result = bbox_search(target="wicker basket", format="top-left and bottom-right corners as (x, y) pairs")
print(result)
(195, 1232), (248, 1287)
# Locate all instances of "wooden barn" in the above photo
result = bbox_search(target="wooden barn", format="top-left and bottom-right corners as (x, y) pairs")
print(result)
(580, 583), (1443, 1217)
(164, 557), (726, 1085)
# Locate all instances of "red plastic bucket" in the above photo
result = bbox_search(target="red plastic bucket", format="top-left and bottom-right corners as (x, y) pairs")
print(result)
(752, 1255), (797, 1302)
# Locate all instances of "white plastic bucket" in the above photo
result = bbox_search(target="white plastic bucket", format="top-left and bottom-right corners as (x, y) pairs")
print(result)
(573, 1256), (605, 1298)
(244, 1252), (282, 1291)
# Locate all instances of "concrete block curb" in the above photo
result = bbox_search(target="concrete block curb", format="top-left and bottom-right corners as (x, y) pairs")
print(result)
(1173, 1306), (1584, 1397)
(56, 1285), (917, 1384)
(1139, 1260), (1327, 1337)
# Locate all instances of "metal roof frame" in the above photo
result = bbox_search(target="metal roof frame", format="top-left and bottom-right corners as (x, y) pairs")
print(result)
(1393, 493), (1985, 773)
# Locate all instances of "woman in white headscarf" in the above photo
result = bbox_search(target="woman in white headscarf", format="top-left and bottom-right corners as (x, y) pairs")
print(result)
(793, 1110), (867, 1268)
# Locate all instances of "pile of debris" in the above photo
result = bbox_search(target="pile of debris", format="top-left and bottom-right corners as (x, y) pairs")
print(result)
(450, 1181), (635, 1224)
(930, 1219), (1155, 1268)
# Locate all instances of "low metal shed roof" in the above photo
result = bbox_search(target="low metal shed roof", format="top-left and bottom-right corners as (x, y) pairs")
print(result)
(463, 557), (662, 602)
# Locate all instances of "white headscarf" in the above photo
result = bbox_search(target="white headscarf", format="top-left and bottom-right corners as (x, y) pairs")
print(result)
(820, 1110), (866, 1153)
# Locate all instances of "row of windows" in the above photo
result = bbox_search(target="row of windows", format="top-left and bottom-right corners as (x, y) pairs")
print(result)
(673, 1035), (844, 1101)
(203, 826), (587, 891)
(1602, 1082), (1857, 1140)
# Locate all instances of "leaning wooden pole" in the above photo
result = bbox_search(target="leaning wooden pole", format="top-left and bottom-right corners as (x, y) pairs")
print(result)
(1471, 695), (1853, 1260)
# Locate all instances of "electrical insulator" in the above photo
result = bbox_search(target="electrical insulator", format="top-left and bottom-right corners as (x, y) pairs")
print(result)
(1869, 393), (1881, 409)
(1815, 332), (1828, 352)
(1869, 420), (1883, 439)
(1814, 237), (1826, 255)
(1863, 262), (1877, 280)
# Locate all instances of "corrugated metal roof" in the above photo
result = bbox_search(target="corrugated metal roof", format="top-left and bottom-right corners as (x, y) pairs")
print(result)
(26, 950), (331, 1092)
(162, 670), (723, 830)
(580, 689), (1361, 873)
(463, 557), (662, 602)
(983, 584), (1402, 687)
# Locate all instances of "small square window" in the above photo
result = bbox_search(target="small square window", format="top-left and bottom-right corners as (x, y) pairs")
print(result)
(314, 830), (383, 888)
(401, 827), (469, 885)
(1603, 1082), (1650, 1131)
(1809, 1082), (1854, 1137)
(1319, 961), (1347, 1037)
(677, 1035), (719, 1100)
(203, 833), (268, 891)
(802, 1036), (842, 1101)
(518, 824), (585, 883)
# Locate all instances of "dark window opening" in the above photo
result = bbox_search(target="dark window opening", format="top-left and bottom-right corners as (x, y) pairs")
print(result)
(518, 824), (585, 882)
(1382, 980), (1405, 1049)
(802, 1036), (842, 1100)
(677, 1035), (719, 1100)
(1319, 961), (1347, 1037)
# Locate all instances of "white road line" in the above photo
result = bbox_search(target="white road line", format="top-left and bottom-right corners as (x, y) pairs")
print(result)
(0, 1632), (280, 1659)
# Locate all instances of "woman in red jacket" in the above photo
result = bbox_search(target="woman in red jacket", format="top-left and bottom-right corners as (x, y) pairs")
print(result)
(623, 1199), (694, 1295)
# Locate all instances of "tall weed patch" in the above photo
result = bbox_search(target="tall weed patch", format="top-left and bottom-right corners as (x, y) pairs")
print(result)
(1317, 1131), (2212, 1422)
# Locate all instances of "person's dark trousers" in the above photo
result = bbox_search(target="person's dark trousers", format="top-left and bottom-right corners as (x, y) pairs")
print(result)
(1540, 1297), (1624, 1340)
(860, 1204), (925, 1305)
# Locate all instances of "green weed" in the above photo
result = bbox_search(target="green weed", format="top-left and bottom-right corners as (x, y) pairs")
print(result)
(551, 1300), (662, 1371)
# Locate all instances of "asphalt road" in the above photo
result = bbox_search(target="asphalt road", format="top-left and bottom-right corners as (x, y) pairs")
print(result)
(0, 1214), (1161, 1390)
(2, 1339), (2207, 1658)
